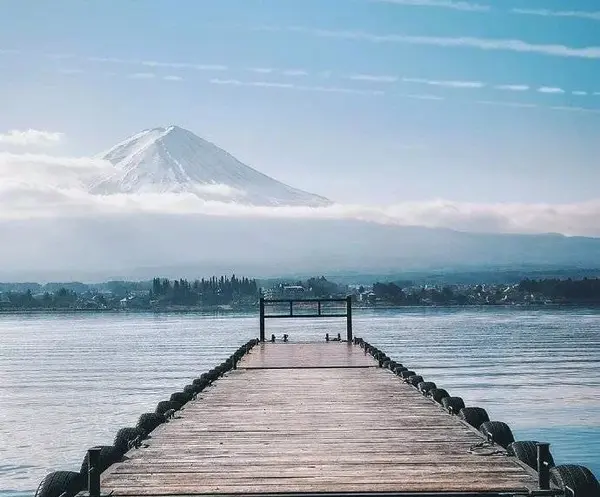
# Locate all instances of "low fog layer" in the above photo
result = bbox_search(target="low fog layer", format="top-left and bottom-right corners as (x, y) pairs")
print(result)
(1, 214), (599, 282)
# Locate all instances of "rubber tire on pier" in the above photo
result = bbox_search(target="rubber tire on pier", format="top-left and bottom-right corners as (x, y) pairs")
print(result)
(458, 407), (490, 429)
(192, 378), (209, 391)
(550, 465), (600, 497)
(407, 375), (424, 387)
(34, 471), (83, 497)
(79, 445), (123, 477)
(170, 391), (192, 404)
(417, 381), (437, 395)
(156, 400), (182, 416)
(429, 388), (450, 404)
(400, 370), (416, 379)
(113, 427), (143, 453)
(507, 441), (555, 470)
(183, 384), (197, 395)
(479, 421), (515, 448)
(137, 412), (165, 435)
(394, 366), (408, 375)
(441, 396), (465, 414)
(206, 369), (218, 381)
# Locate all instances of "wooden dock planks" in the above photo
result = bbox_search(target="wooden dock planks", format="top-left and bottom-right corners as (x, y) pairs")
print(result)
(239, 342), (374, 369)
(101, 342), (538, 496)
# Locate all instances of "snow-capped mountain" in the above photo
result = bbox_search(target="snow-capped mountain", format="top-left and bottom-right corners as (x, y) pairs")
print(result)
(90, 125), (331, 206)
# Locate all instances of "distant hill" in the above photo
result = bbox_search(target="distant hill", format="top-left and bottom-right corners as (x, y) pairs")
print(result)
(1, 215), (599, 282)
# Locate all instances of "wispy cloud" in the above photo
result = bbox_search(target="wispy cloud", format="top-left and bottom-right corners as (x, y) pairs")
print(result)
(476, 100), (600, 115)
(349, 74), (399, 83)
(211, 79), (294, 89)
(141, 60), (227, 71)
(401, 93), (445, 101)
(403, 77), (485, 88)
(282, 69), (309, 76)
(88, 56), (127, 64)
(494, 84), (530, 92)
(548, 106), (600, 115)
(248, 67), (274, 74)
(0, 152), (114, 190)
(210, 78), (384, 95)
(163, 75), (183, 82)
(85, 56), (227, 71)
(372, 0), (490, 12)
(1, 155), (599, 237)
(512, 8), (600, 21)
(128, 72), (156, 79)
(538, 86), (564, 94)
(476, 100), (538, 110)
(0, 130), (64, 147)
(267, 26), (600, 59)
(572, 91), (588, 96)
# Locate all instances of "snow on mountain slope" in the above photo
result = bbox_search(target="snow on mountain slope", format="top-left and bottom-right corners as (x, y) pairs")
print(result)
(90, 125), (331, 206)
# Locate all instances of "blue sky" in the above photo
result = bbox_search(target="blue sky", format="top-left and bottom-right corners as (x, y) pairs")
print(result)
(1, 0), (599, 205)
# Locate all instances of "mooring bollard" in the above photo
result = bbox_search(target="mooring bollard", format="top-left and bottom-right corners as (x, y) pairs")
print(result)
(325, 333), (329, 342)
(270, 334), (275, 343)
(537, 442), (551, 490)
(87, 447), (101, 497)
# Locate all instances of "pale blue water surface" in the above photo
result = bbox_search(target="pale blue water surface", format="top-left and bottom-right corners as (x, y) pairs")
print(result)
(0, 308), (598, 496)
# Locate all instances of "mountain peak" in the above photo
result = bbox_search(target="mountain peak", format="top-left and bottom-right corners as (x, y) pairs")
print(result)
(91, 126), (332, 207)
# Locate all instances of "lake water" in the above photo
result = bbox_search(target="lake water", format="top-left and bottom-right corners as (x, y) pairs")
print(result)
(0, 308), (599, 496)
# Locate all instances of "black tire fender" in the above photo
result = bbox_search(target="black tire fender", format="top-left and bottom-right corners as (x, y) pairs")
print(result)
(137, 412), (165, 435)
(479, 421), (515, 448)
(407, 375), (424, 387)
(113, 427), (143, 453)
(417, 381), (437, 395)
(441, 396), (465, 414)
(507, 441), (555, 470)
(34, 471), (83, 497)
(155, 400), (182, 416)
(79, 445), (122, 477)
(458, 407), (489, 429)
(550, 465), (599, 497)
(429, 388), (450, 404)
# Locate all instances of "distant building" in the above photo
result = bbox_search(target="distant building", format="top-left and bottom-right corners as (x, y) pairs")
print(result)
(263, 288), (276, 299)
(282, 285), (305, 298)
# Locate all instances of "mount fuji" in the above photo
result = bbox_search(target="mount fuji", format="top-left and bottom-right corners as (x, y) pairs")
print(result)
(90, 125), (331, 207)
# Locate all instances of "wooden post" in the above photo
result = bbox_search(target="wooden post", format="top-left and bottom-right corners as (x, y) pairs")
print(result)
(259, 297), (265, 342)
(346, 295), (353, 342)
(88, 447), (101, 497)
(289, 300), (293, 317)
(537, 443), (551, 490)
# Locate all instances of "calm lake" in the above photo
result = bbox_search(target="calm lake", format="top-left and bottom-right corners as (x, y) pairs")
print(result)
(0, 307), (599, 496)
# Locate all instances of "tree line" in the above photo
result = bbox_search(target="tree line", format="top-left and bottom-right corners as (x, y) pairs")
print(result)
(151, 275), (258, 306)
(518, 278), (600, 302)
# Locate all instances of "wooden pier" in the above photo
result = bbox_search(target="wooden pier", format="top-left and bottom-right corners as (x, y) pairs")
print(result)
(99, 341), (540, 496)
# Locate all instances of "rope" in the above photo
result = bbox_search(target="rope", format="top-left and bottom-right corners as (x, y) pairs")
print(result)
(468, 440), (506, 456)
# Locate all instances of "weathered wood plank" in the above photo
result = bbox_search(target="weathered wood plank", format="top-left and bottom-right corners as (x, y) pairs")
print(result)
(238, 342), (375, 368)
(101, 342), (538, 495)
